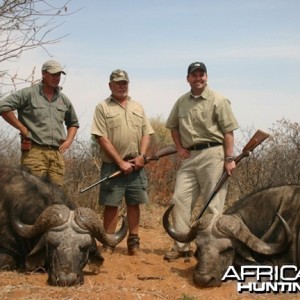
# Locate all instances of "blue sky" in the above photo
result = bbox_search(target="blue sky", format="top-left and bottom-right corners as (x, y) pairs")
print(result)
(1, 0), (300, 141)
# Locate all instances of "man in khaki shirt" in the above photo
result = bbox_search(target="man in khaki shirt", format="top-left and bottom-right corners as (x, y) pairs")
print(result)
(91, 69), (154, 256)
(164, 62), (239, 261)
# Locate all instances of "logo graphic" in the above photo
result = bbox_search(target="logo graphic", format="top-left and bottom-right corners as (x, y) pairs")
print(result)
(222, 265), (300, 293)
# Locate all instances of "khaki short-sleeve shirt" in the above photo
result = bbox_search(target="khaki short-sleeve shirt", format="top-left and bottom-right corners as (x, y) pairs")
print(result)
(166, 86), (239, 148)
(91, 96), (154, 163)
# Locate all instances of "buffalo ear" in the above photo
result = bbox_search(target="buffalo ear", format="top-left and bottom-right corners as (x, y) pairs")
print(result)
(25, 237), (46, 270)
(87, 238), (104, 274)
(88, 252), (104, 274)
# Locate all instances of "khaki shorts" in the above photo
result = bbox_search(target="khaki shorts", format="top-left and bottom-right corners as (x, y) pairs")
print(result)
(99, 162), (149, 207)
(21, 144), (65, 186)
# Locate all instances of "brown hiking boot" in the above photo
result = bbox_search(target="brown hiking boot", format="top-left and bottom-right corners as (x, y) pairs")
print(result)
(163, 249), (193, 261)
(127, 234), (140, 255)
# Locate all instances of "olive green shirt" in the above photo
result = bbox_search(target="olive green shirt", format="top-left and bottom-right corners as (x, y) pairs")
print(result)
(166, 86), (239, 148)
(91, 96), (154, 163)
(0, 83), (79, 147)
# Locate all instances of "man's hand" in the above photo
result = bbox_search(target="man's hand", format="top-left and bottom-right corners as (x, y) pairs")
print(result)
(177, 146), (191, 159)
(59, 139), (73, 153)
(118, 160), (135, 174)
(130, 156), (145, 171)
(224, 160), (236, 176)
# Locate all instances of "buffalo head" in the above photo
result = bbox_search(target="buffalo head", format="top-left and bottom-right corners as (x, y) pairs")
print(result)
(12, 204), (127, 286)
(163, 204), (292, 288)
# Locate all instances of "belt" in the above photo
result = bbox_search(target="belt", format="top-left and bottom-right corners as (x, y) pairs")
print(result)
(188, 142), (222, 151)
(32, 142), (59, 150)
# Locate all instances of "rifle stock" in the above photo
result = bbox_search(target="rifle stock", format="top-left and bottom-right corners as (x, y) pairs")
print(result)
(79, 145), (177, 193)
(149, 145), (177, 160)
(195, 129), (270, 220)
(234, 129), (270, 164)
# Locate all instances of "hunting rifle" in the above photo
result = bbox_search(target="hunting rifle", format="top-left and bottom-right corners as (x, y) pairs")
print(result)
(79, 145), (177, 193)
(195, 129), (270, 220)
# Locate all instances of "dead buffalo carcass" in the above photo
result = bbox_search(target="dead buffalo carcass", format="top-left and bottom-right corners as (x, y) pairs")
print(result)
(0, 167), (127, 286)
(163, 185), (299, 288)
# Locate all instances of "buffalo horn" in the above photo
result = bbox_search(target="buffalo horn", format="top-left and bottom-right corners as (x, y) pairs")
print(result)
(163, 204), (197, 243)
(12, 204), (70, 238)
(74, 207), (128, 246)
(216, 213), (292, 255)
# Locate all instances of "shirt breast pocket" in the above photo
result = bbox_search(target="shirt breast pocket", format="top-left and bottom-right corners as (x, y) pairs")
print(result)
(178, 106), (189, 120)
(195, 109), (213, 127)
(55, 104), (67, 122)
(132, 111), (143, 127)
(30, 96), (47, 122)
(178, 111), (189, 127)
(106, 113), (121, 129)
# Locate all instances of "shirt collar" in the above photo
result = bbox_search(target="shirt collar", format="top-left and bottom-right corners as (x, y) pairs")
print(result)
(109, 95), (131, 103)
(189, 85), (209, 100)
(39, 82), (61, 95)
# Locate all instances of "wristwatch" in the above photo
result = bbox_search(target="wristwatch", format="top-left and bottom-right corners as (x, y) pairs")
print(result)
(225, 156), (235, 163)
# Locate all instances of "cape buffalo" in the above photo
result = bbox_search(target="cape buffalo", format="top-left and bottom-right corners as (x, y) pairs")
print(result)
(163, 185), (298, 287)
(0, 167), (127, 286)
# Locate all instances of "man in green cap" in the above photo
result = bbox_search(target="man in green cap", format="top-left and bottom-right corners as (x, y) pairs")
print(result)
(0, 60), (79, 186)
(91, 69), (154, 256)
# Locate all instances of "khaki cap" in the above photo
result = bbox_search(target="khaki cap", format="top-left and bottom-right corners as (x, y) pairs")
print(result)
(42, 60), (66, 74)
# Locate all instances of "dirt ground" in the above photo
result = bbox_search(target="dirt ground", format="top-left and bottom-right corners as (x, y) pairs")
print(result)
(0, 205), (298, 300)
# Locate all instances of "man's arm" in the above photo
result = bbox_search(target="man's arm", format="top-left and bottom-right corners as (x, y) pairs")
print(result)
(97, 136), (134, 174)
(139, 134), (151, 156)
(59, 126), (78, 153)
(131, 134), (151, 170)
(171, 129), (190, 159)
(223, 131), (236, 176)
(2, 111), (29, 137)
